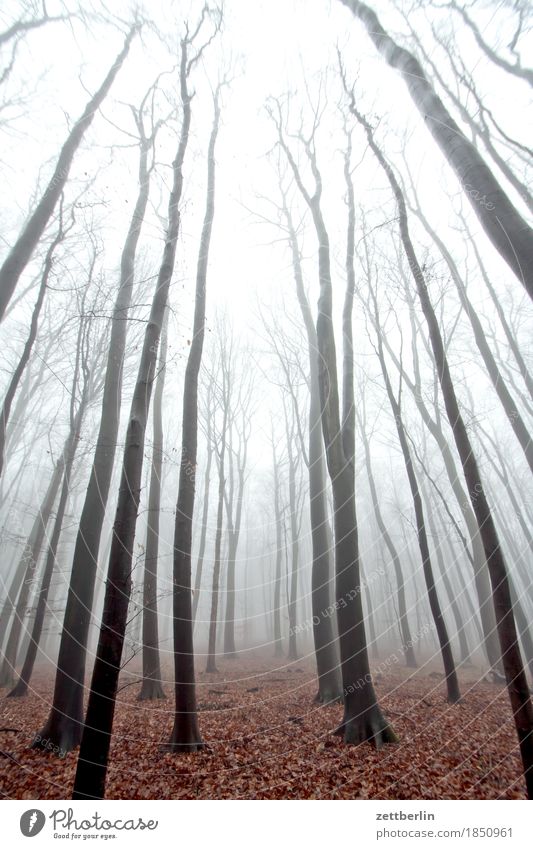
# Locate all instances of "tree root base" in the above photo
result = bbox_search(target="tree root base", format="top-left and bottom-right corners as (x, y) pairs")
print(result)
(6, 682), (28, 698)
(161, 740), (205, 753)
(138, 682), (167, 701)
(334, 712), (398, 749)
(31, 720), (82, 756)
(313, 689), (343, 705)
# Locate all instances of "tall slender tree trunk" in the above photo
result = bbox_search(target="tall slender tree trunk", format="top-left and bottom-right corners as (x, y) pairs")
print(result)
(363, 568), (378, 660)
(0, 211), (68, 479)
(0, 457), (66, 685)
(35, 100), (154, 754)
(7, 391), (88, 697)
(271, 434), (283, 658)
(166, 88), (221, 749)
(206, 398), (228, 674)
(425, 491), (472, 666)
(192, 391), (213, 622)
(466, 226), (533, 402)
(71, 35), (196, 799)
(281, 197), (342, 700)
(138, 307), (169, 701)
(273, 108), (396, 746)
(371, 300), (460, 702)
(371, 290), (501, 671)
(354, 101), (533, 794)
(0, 458), (63, 654)
(435, 513), (485, 654)
(338, 0), (533, 299)
(284, 408), (299, 661)
(223, 461), (244, 658)
(358, 415), (417, 668)
(412, 203), (533, 475)
(0, 26), (137, 320)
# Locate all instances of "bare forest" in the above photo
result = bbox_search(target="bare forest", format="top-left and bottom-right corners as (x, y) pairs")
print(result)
(0, 0), (532, 803)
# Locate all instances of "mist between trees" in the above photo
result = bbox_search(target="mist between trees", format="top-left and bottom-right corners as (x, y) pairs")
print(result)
(0, 0), (532, 801)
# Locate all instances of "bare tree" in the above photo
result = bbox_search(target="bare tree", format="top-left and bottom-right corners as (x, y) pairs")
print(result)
(166, 79), (222, 750)
(223, 372), (252, 658)
(71, 13), (219, 796)
(7, 298), (106, 697)
(446, 0), (533, 87)
(337, 0), (533, 300)
(270, 98), (396, 746)
(346, 86), (533, 795)
(0, 197), (73, 479)
(276, 188), (342, 700)
(34, 78), (160, 754)
(367, 282), (460, 702)
(192, 381), (214, 622)
(0, 24), (138, 320)
(406, 192), (533, 476)
(356, 400), (417, 668)
(205, 330), (230, 675)
(138, 305), (169, 701)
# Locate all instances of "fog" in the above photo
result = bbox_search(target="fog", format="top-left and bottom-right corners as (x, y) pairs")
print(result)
(0, 0), (532, 803)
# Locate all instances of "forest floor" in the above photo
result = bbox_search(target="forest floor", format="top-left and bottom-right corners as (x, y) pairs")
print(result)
(0, 654), (525, 799)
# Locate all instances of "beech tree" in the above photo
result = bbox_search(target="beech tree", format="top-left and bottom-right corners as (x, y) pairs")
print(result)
(367, 280), (460, 702)
(0, 24), (138, 321)
(166, 78), (222, 750)
(0, 197), (73, 479)
(71, 12), (218, 795)
(7, 297), (106, 697)
(138, 305), (169, 701)
(270, 98), (396, 746)
(343, 79), (533, 794)
(337, 0), (533, 300)
(34, 78), (160, 754)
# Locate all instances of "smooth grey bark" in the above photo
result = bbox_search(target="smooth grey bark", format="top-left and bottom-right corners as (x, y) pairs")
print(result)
(192, 384), (213, 622)
(0, 343), (53, 481)
(355, 99), (533, 796)
(369, 289), (501, 670)
(433, 507), (486, 654)
(370, 293), (460, 702)
(272, 103), (396, 746)
(0, 206), (69, 480)
(338, 0), (533, 299)
(283, 400), (300, 661)
(425, 489), (472, 666)
(464, 217), (533, 403)
(411, 202), (533, 476)
(271, 433), (284, 658)
(206, 369), (228, 675)
(363, 568), (378, 659)
(0, 26), (137, 321)
(508, 574), (533, 683)
(403, 22), (533, 216)
(138, 306), (169, 701)
(281, 197), (342, 700)
(0, 454), (64, 681)
(34, 94), (155, 754)
(71, 28), (198, 798)
(7, 334), (93, 697)
(477, 424), (533, 565)
(357, 409), (417, 668)
(223, 444), (246, 658)
(0, 337), (91, 693)
(221, 377), (251, 659)
(166, 87), (220, 749)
